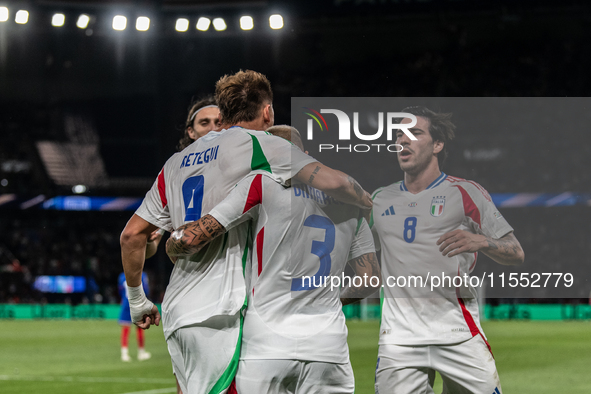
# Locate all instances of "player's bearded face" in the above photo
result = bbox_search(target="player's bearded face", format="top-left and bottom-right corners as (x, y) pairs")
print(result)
(396, 116), (436, 175)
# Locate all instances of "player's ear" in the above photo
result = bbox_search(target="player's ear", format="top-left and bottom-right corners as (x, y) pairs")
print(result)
(187, 127), (197, 140)
(433, 140), (444, 155)
(262, 104), (272, 124)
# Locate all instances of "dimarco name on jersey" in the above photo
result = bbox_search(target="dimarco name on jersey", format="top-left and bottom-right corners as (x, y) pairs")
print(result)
(293, 183), (343, 206)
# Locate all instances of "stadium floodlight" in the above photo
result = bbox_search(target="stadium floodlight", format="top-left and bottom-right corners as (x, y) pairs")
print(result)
(76, 14), (90, 29)
(269, 14), (283, 30)
(212, 18), (226, 31)
(240, 16), (254, 31)
(112, 15), (127, 31)
(0, 7), (8, 23)
(15, 10), (28, 25)
(52, 13), (65, 27)
(136, 16), (150, 31)
(72, 185), (87, 194)
(196, 17), (210, 31)
(175, 18), (189, 32)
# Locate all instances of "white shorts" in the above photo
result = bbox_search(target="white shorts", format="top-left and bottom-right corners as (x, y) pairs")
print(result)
(375, 335), (502, 394)
(235, 359), (354, 394)
(166, 311), (242, 394)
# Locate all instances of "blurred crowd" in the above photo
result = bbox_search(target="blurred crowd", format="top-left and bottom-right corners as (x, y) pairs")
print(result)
(0, 211), (167, 304)
(1, 25), (590, 304)
(0, 206), (588, 303)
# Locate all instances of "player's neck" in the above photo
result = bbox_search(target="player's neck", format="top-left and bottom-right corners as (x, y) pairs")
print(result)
(403, 162), (441, 194)
(225, 118), (269, 131)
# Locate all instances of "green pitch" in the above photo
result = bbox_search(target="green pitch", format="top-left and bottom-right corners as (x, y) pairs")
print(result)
(1, 320), (591, 393)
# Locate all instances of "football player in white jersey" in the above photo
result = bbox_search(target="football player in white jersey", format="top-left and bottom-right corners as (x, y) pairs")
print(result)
(145, 97), (221, 259)
(371, 107), (524, 394)
(120, 71), (373, 394)
(165, 125), (380, 394)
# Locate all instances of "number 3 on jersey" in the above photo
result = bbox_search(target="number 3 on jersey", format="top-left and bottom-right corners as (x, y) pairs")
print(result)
(182, 176), (204, 221)
(404, 216), (417, 243)
(291, 215), (335, 291)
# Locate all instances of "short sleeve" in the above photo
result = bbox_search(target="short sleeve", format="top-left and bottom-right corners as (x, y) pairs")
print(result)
(456, 182), (513, 239)
(370, 224), (382, 252)
(348, 218), (376, 261)
(135, 167), (174, 232)
(368, 188), (385, 251)
(252, 133), (317, 185)
(208, 173), (266, 231)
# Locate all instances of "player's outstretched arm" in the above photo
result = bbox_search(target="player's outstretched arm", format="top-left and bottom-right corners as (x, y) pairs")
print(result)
(341, 252), (381, 305)
(295, 162), (372, 210)
(166, 214), (226, 261)
(437, 230), (525, 266)
(120, 214), (161, 328)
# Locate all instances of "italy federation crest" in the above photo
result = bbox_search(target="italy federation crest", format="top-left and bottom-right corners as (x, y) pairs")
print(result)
(430, 196), (445, 217)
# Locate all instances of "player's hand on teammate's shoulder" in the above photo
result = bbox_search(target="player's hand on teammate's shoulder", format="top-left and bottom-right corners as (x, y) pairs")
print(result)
(436, 229), (487, 258)
(165, 236), (179, 264)
(360, 190), (373, 210)
(165, 228), (181, 264)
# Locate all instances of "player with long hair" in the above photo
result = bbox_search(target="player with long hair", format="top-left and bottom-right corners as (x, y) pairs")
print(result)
(145, 97), (221, 256)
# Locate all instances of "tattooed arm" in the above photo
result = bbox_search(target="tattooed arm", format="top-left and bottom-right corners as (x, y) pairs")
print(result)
(341, 252), (381, 305)
(479, 232), (525, 266)
(295, 162), (372, 209)
(165, 215), (226, 262)
(437, 230), (525, 266)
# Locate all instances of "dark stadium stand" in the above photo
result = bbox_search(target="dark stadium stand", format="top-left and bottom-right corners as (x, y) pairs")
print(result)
(1, 1), (590, 305)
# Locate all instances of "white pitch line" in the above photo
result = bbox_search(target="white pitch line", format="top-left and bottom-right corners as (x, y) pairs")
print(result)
(120, 388), (177, 394)
(0, 375), (174, 384)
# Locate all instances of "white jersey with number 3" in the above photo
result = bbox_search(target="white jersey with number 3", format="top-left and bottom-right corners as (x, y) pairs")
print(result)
(371, 173), (513, 346)
(209, 174), (375, 364)
(135, 128), (316, 339)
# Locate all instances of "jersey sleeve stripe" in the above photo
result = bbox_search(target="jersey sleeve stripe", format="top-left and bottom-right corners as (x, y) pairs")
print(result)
(248, 134), (273, 173)
(369, 188), (386, 228)
(157, 169), (167, 208)
(446, 176), (492, 202)
(454, 185), (481, 228)
(242, 174), (263, 213)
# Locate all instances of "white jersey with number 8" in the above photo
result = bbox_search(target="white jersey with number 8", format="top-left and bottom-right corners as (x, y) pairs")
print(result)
(371, 173), (513, 346)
